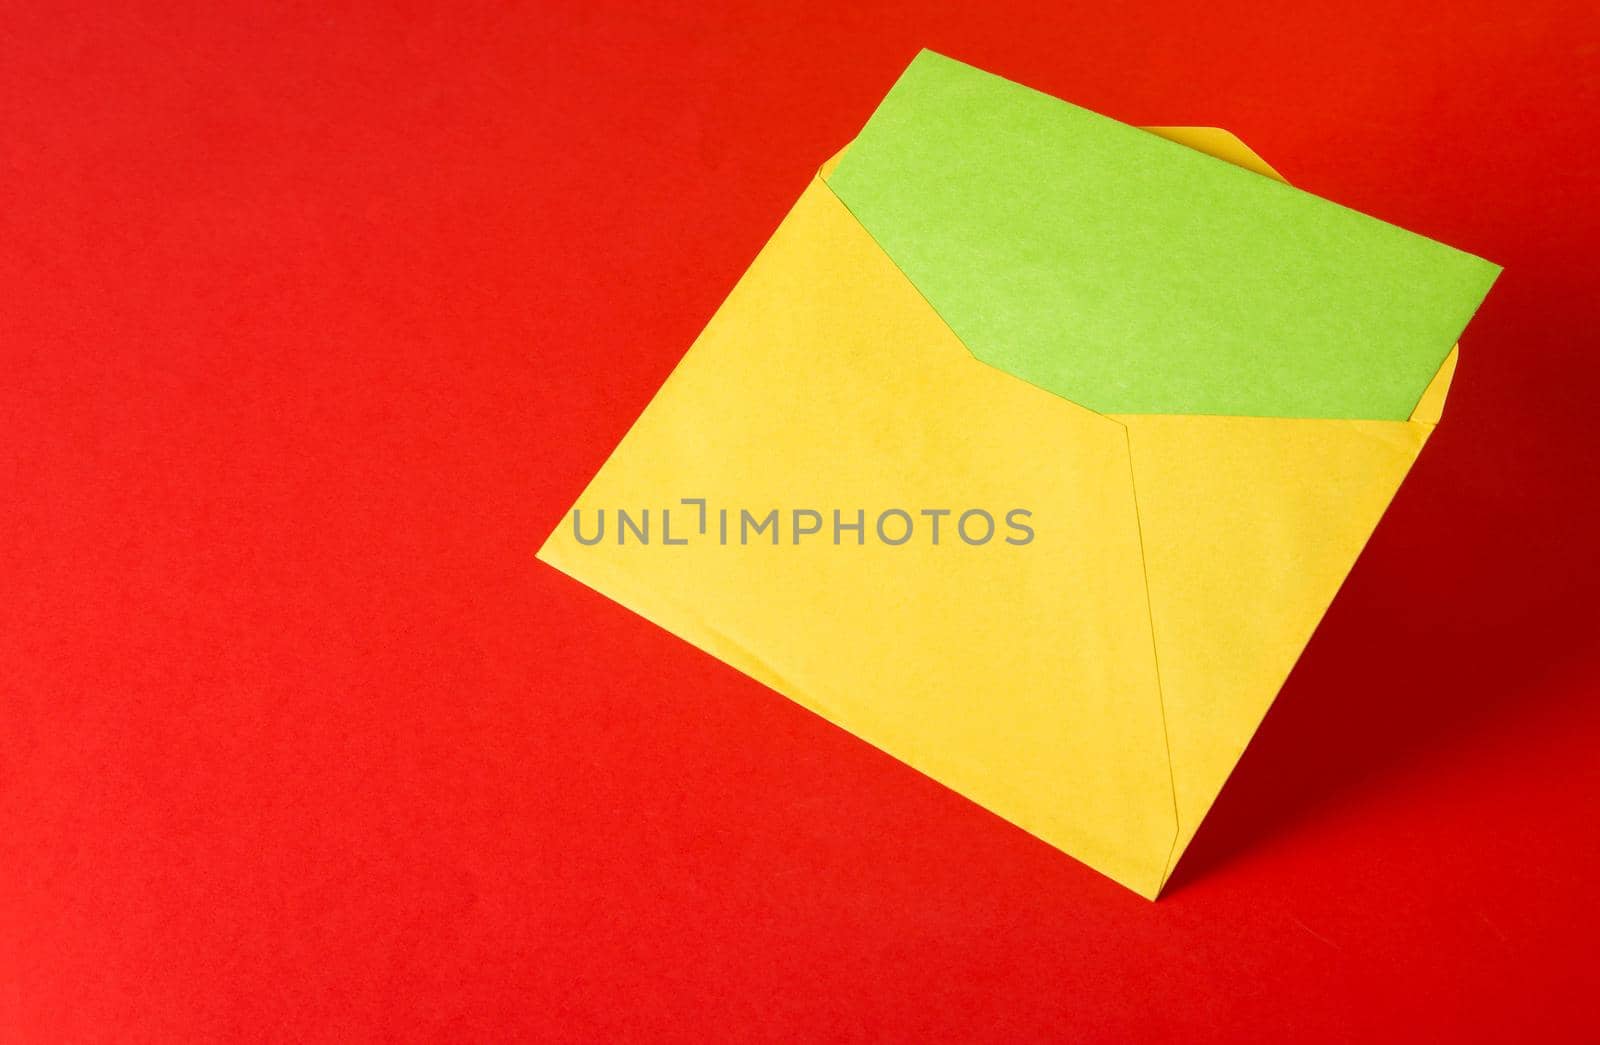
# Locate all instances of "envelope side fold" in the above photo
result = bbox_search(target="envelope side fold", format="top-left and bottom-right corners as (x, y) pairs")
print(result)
(1409, 346), (1458, 426)
(539, 177), (1181, 897)
(1114, 412), (1439, 891)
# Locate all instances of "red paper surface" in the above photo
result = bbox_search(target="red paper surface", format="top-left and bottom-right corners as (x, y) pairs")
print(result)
(3, 2), (1596, 1040)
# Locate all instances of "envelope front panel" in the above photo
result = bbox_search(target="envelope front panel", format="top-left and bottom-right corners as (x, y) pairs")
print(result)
(539, 178), (1181, 897)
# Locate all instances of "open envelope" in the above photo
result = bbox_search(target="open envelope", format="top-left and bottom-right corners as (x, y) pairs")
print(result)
(538, 52), (1500, 898)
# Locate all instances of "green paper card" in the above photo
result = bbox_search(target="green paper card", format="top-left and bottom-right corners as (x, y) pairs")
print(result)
(825, 51), (1500, 419)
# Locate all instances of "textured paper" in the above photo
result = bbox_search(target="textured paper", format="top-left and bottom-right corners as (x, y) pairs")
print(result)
(826, 50), (1499, 420)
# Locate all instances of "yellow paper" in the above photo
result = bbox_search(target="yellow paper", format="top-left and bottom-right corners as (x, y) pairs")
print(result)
(538, 129), (1454, 898)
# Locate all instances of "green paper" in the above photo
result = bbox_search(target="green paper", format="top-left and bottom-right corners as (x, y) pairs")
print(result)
(824, 51), (1501, 419)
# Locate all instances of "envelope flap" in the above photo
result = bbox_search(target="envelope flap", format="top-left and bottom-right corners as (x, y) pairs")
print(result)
(825, 50), (1499, 420)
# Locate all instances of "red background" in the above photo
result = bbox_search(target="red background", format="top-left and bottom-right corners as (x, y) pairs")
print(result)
(3, 2), (1597, 1040)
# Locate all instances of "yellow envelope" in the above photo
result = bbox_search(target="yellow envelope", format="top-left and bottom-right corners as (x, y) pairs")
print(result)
(540, 100), (1481, 896)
